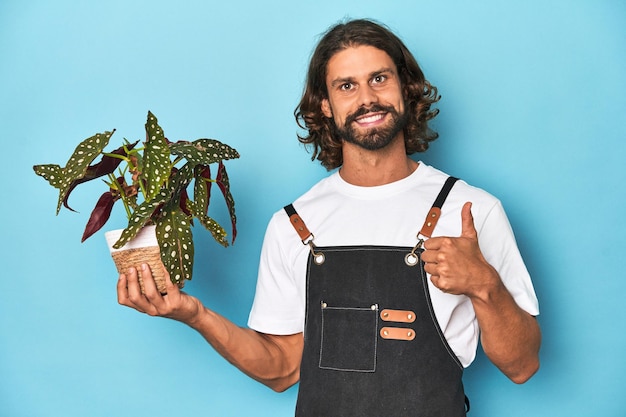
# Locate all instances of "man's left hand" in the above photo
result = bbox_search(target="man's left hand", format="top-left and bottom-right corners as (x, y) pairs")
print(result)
(421, 202), (500, 298)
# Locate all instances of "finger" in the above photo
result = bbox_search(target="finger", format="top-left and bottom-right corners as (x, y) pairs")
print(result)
(140, 263), (163, 301)
(117, 273), (130, 305)
(429, 274), (445, 292)
(430, 275), (452, 293)
(422, 260), (438, 276)
(125, 266), (146, 301)
(422, 236), (442, 250)
(420, 247), (438, 263)
(119, 268), (148, 313)
(127, 265), (164, 315)
(460, 202), (477, 239)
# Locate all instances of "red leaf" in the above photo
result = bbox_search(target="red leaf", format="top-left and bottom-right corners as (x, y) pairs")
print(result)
(89, 140), (139, 178)
(81, 192), (117, 242)
(180, 188), (192, 217)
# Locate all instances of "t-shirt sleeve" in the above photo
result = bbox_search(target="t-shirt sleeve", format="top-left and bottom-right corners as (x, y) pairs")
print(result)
(247, 213), (305, 335)
(477, 201), (540, 316)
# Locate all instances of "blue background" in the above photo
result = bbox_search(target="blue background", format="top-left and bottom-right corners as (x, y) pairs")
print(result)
(1, 1), (625, 416)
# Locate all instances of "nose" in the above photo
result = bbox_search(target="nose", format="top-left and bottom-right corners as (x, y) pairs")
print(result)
(356, 84), (378, 108)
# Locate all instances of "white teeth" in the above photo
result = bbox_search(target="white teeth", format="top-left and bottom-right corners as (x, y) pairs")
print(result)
(357, 113), (384, 124)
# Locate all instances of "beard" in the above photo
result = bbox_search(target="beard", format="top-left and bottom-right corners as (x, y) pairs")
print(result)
(332, 103), (408, 151)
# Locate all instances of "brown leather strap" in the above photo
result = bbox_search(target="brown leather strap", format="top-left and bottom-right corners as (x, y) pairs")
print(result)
(284, 204), (313, 243)
(418, 177), (459, 238)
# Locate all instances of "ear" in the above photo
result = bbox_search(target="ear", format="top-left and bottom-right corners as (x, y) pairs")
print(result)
(321, 99), (333, 118)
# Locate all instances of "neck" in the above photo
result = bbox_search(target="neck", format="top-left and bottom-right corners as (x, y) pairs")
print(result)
(339, 136), (419, 187)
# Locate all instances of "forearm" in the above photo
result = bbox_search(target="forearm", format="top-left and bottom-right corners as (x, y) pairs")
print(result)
(470, 270), (541, 383)
(185, 304), (303, 392)
(118, 266), (302, 392)
(421, 203), (540, 382)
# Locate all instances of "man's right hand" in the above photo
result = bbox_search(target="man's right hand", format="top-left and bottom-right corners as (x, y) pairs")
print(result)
(117, 263), (202, 324)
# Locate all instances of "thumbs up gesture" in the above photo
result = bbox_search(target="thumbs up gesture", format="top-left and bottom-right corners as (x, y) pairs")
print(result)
(422, 202), (500, 297)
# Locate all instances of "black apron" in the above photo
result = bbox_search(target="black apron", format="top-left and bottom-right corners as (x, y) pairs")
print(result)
(284, 177), (468, 417)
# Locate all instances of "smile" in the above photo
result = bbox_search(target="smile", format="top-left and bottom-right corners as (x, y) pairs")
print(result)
(355, 112), (386, 126)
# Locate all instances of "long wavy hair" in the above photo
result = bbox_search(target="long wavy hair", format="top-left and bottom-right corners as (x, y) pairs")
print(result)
(295, 19), (441, 170)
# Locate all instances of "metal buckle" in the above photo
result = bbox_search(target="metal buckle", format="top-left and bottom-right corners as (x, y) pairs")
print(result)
(308, 241), (325, 265)
(405, 238), (424, 266)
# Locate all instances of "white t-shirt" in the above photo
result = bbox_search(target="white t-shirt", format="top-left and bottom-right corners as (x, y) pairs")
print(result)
(248, 162), (539, 367)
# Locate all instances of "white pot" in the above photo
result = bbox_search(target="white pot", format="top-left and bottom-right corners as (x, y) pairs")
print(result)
(105, 225), (159, 252)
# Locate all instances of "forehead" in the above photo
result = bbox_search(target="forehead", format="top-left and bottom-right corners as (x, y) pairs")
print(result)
(326, 45), (397, 84)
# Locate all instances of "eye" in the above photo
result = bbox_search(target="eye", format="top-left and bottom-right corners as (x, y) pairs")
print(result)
(372, 74), (387, 85)
(339, 82), (353, 91)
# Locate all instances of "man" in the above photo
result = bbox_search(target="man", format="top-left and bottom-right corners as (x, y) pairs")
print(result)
(118, 19), (541, 416)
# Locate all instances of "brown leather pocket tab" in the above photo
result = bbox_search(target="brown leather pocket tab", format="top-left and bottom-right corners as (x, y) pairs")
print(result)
(380, 327), (416, 341)
(380, 309), (416, 323)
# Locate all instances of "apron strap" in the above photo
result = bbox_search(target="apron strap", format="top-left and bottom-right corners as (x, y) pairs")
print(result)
(284, 176), (459, 242)
(284, 203), (314, 244)
(418, 176), (459, 238)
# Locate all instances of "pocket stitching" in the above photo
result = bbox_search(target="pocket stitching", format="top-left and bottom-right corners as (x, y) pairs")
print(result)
(319, 305), (378, 372)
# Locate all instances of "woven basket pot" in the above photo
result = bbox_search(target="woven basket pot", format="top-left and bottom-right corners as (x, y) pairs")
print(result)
(104, 225), (179, 294)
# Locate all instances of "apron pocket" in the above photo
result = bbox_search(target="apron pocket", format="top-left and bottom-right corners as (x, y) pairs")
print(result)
(319, 304), (378, 372)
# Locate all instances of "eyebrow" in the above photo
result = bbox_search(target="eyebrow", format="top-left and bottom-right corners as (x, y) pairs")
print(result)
(329, 67), (396, 88)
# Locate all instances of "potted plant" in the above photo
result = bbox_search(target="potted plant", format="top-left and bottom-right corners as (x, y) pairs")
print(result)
(33, 111), (239, 293)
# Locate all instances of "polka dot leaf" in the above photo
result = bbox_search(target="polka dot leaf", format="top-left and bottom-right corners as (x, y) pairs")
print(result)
(187, 200), (228, 247)
(33, 164), (64, 188)
(143, 111), (171, 202)
(155, 208), (194, 284)
(167, 164), (194, 200)
(34, 130), (114, 214)
(112, 190), (168, 249)
(193, 166), (211, 213)
(170, 138), (240, 166)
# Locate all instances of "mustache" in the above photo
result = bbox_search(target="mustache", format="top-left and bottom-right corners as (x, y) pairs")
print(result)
(345, 103), (397, 125)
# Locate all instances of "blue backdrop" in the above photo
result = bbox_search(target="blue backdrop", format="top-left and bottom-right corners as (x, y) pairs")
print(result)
(1, 1), (625, 416)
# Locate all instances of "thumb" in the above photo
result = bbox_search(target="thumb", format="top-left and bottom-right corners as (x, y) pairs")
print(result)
(461, 202), (477, 238)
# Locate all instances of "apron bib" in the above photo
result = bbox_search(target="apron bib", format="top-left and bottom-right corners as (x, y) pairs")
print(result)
(285, 177), (468, 417)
